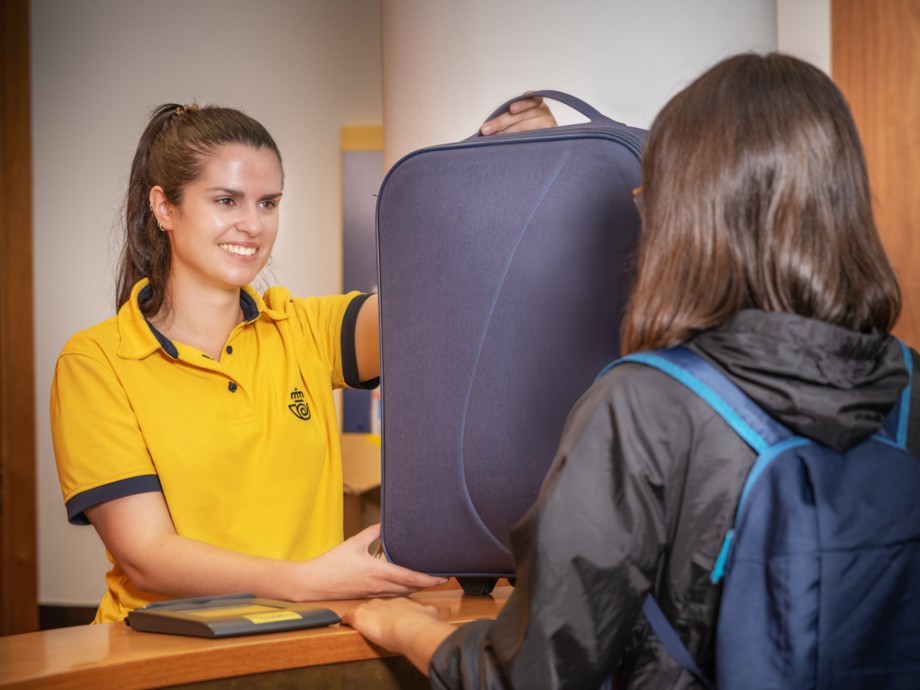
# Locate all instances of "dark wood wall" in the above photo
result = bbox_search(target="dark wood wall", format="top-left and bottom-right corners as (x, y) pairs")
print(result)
(833, 0), (920, 349)
(0, 0), (39, 635)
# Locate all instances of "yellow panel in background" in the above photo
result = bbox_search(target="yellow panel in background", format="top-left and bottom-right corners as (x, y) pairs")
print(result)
(341, 126), (383, 152)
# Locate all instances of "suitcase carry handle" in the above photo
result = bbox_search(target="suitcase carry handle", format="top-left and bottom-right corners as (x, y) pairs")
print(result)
(476, 89), (619, 135)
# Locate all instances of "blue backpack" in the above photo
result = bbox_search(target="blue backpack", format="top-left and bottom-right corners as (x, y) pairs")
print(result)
(605, 344), (920, 689)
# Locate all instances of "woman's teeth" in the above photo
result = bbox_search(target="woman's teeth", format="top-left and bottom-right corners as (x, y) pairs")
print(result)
(220, 244), (256, 256)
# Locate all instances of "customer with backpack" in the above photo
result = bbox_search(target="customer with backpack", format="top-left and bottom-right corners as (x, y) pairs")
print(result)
(343, 52), (920, 688)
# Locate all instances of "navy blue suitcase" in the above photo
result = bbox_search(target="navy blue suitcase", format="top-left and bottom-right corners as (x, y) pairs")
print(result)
(376, 91), (645, 592)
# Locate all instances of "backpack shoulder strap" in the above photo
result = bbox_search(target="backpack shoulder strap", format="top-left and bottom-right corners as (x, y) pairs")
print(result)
(606, 346), (793, 452)
(602, 345), (795, 686)
(641, 593), (710, 687)
(881, 339), (913, 448)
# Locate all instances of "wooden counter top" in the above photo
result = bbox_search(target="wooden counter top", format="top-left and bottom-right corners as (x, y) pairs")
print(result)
(0, 586), (511, 689)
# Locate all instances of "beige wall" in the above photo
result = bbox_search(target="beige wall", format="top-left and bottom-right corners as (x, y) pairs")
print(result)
(778, 0), (830, 72)
(382, 0), (785, 168)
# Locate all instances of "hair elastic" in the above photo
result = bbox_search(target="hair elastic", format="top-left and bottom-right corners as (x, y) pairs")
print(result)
(174, 103), (199, 118)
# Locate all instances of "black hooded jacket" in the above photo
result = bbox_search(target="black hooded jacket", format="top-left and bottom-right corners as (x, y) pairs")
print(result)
(429, 310), (919, 690)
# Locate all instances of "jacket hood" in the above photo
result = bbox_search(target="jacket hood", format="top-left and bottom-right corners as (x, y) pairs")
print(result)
(691, 309), (909, 451)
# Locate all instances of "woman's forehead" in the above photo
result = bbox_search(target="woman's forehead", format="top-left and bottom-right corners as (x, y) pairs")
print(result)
(194, 144), (283, 191)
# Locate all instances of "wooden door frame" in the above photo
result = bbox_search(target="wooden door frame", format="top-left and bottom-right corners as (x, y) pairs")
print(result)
(832, 0), (920, 349)
(0, 0), (39, 634)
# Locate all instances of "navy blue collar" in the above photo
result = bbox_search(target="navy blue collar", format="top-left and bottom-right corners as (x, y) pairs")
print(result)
(139, 285), (261, 360)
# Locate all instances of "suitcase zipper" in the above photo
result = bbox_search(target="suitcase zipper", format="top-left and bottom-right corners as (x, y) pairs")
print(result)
(407, 127), (644, 161)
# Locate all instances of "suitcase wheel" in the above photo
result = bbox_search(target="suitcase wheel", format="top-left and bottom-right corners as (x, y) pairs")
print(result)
(458, 577), (499, 595)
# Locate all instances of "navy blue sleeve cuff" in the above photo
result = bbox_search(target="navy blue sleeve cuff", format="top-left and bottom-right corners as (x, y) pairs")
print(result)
(66, 475), (163, 525)
(341, 293), (380, 390)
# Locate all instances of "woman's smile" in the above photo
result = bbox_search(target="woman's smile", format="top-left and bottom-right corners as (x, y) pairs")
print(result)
(219, 243), (258, 257)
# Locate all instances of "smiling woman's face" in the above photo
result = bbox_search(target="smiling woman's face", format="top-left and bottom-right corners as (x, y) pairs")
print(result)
(156, 143), (283, 296)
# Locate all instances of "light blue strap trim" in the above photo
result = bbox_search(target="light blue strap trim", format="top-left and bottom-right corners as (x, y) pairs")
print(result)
(710, 529), (734, 584)
(736, 436), (811, 513)
(618, 353), (771, 454)
(709, 437), (811, 584)
(897, 340), (912, 448)
(596, 359), (619, 380)
(874, 434), (905, 450)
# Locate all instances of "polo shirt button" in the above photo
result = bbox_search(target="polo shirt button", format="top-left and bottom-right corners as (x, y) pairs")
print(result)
(228, 382), (238, 393)
(226, 345), (233, 355)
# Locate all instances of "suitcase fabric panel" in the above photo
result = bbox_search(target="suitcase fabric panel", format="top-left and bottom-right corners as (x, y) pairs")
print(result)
(377, 107), (644, 576)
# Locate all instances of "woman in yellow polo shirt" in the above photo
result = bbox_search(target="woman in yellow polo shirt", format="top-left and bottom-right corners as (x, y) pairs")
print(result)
(51, 99), (554, 623)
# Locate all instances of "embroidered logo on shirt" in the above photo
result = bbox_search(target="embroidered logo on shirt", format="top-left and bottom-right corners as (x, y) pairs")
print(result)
(288, 388), (311, 421)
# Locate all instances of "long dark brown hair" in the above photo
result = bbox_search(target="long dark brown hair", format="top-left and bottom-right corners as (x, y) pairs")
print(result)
(620, 53), (901, 353)
(115, 104), (282, 316)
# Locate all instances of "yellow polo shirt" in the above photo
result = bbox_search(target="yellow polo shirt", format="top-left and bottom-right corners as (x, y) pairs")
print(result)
(50, 279), (374, 622)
